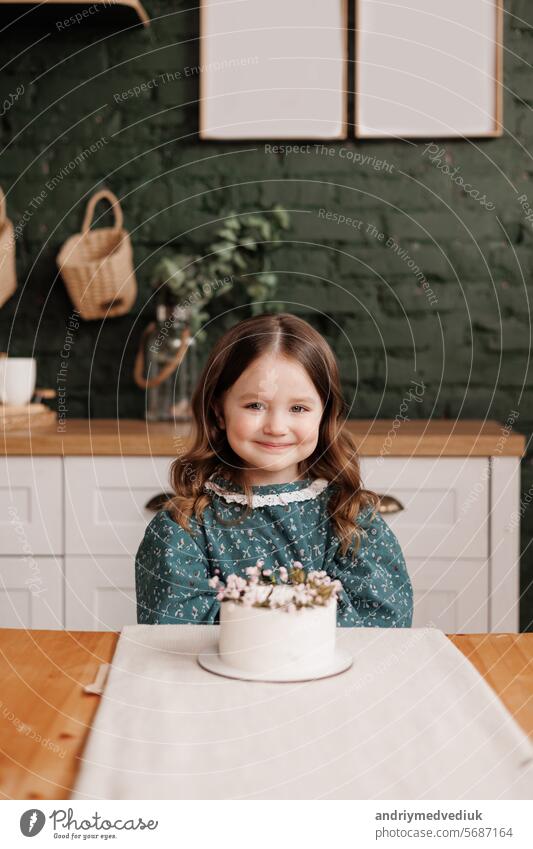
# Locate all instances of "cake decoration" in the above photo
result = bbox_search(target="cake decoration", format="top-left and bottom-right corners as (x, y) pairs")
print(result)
(208, 559), (343, 612)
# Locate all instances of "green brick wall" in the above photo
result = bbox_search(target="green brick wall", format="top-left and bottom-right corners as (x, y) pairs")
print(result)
(1, 1), (532, 628)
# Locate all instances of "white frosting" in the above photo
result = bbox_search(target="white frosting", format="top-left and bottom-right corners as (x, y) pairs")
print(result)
(218, 599), (337, 676)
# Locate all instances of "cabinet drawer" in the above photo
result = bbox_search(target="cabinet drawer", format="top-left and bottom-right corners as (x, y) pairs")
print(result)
(360, 457), (489, 559)
(0, 457), (63, 555)
(409, 557), (488, 633)
(0, 555), (63, 628)
(65, 456), (175, 556)
(65, 556), (136, 631)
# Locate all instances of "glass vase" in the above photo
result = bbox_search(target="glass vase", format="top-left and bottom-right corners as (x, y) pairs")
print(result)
(145, 304), (197, 422)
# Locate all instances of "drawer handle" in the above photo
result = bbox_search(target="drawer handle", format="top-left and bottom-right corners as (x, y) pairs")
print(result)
(376, 494), (404, 514)
(145, 492), (174, 512)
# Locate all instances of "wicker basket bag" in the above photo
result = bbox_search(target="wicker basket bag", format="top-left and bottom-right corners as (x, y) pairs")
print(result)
(0, 187), (17, 309)
(57, 189), (137, 320)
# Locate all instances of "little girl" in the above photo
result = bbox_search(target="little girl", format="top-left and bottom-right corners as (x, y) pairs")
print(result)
(135, 312), (413, 627)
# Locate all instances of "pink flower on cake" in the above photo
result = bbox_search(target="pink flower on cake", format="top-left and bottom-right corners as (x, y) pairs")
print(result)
(214, 558), (343, 612)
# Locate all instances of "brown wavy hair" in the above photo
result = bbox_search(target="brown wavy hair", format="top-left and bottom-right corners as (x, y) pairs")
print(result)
(166, 312), (379, 559)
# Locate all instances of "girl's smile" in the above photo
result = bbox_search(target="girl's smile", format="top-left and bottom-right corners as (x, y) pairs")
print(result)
(255, 441), (296, 450)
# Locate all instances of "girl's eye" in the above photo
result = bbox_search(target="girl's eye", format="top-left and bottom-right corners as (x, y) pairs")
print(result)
(245, 403), (308, 413)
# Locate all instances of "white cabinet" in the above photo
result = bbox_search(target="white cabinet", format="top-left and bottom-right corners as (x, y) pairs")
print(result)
(0, 556), (63, 628)
(409, 557), (489, 632)
(360, 457), (493, 632)
(489, 457), (521, 632)
(0, 452), (522, 632)
(65, 457), (174, 556)
(63, 456), (171, 631)
(360, 457), (489, 558)
(0, 457), (62, 555)
(65, 556), (137, 631)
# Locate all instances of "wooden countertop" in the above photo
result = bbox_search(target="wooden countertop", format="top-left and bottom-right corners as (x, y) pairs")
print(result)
(0, 418), (526, 456)
(0, 629), (531, 800)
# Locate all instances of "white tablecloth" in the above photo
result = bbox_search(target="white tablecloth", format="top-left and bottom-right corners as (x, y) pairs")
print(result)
(72, 625), (533, 800)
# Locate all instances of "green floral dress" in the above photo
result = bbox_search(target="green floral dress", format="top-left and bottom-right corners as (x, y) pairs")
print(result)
(135, 474), (413, 628)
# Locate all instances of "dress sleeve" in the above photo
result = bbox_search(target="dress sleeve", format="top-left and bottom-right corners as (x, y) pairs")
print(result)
(135, 511), (220, 625)
(325, 506), (413, 628)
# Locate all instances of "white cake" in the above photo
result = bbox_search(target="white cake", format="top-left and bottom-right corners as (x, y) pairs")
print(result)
(218, 596), (338, 677)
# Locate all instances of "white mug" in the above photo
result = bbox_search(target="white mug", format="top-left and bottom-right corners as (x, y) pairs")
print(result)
(0, 357), (37, 406)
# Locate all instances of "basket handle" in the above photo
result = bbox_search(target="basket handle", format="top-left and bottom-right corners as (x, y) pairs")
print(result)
(81, 189), (124, 233)
(133, 321), (192, 390)
(0, 187), (6, 225)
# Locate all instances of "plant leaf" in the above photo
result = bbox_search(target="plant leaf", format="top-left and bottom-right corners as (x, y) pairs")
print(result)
(231, 252), (248, 270)
(217, 228), (238, 241)
(272, 206), (290, 229)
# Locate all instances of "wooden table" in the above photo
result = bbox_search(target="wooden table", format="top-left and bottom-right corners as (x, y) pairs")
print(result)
(1, 629), (532, 800)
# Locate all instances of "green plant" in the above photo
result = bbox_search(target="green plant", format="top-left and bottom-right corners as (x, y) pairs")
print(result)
(150, 206), (291, 337)
(150, 252), (211, 341)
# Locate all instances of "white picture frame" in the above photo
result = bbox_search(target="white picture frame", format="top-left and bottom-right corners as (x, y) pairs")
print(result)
(355, 0), (503, 139)
(200, 0), (348, 140)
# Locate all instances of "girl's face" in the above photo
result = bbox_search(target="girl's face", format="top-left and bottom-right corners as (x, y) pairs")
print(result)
(217, 353), (324, 485)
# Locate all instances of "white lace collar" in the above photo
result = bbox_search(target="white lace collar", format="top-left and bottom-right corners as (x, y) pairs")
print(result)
(204, 477), (330, 507)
